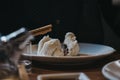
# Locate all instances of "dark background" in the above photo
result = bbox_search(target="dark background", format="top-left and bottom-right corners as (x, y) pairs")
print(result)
(0, 0), (120, 50)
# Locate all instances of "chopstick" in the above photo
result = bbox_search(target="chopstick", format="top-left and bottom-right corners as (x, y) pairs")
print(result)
(18, 64), (29, 80)
(29, 24), (52, 36)
(13, 24), (52, 43)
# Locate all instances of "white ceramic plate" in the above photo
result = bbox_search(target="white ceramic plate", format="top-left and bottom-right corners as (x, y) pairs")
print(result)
(22, 43), (116, 65)
(102, 60), (120, 80)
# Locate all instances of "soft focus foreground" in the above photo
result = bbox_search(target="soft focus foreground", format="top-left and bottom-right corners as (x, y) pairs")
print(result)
(0, 27), (33, 79)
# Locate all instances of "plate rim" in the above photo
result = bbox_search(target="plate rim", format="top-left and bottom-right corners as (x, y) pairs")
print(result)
(102, 59), (120, 80)
(22, 43), (116, 64)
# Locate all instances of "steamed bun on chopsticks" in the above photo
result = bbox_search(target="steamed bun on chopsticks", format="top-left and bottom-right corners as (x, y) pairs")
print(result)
(37, 32), (80, 56)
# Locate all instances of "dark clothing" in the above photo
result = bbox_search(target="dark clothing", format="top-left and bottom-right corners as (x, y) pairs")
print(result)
(0, 0), (25, 34)
(23, 0), (103, 43)
(100, 0), (120, 37)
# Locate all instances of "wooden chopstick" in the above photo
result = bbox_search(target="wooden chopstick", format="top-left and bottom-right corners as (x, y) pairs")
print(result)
(13, 24), (52, 42)
(29, 24), (52, 36)
(18, 64), (29, 80)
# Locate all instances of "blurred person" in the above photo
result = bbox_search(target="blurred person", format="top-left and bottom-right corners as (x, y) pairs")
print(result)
(24, 0), (104, 44)
(100, 0), (120, 50)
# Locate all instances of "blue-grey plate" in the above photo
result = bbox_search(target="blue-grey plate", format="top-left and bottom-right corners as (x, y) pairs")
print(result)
(22, 43), (116, 65)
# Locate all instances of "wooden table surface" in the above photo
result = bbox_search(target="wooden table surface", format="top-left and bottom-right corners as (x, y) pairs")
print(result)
(27, 52), (120, 80)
